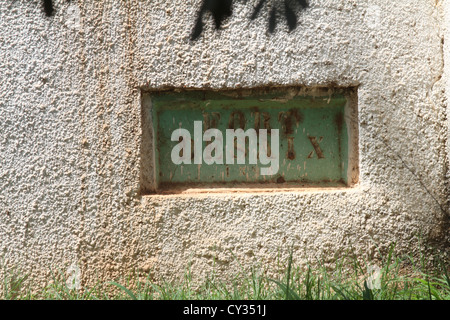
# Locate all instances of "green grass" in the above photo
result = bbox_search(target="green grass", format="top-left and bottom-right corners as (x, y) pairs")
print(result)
(1, 243), (449, 300)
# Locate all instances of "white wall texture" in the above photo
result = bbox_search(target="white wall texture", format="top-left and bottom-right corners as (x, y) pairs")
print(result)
(0, 0), (448, 288)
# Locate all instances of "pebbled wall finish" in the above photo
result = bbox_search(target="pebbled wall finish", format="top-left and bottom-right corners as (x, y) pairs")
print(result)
(0, 0), (448, 287)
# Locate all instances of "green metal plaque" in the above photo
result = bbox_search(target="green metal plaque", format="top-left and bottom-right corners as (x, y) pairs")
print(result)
(148, 90), (350, 189)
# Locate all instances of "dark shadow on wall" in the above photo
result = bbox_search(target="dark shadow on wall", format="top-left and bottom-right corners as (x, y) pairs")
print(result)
(43, 0), (54, 17)
(191, 0), (309, 40)
(43, 0), (74, 17)
(41, 0), (309, 38)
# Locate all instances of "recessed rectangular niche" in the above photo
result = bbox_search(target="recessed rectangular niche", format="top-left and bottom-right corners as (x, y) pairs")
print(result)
(140, 87), (359, 194)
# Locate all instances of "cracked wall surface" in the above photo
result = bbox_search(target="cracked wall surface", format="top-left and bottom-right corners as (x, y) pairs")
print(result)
(0, 0), (448, 288)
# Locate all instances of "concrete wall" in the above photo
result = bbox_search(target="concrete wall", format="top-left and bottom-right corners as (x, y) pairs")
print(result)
(0, 0), (448, 288)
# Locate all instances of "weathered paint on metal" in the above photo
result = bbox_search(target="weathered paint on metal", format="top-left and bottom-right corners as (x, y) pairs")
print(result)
(150, 90), (349, 188)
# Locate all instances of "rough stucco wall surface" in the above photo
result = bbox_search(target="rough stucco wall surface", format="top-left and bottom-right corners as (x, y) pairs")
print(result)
(0, 0), (448, 287)
(443, 0), (450, 252)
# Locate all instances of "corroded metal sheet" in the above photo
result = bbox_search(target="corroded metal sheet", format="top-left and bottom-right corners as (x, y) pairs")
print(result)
(149, 90), (349, 188)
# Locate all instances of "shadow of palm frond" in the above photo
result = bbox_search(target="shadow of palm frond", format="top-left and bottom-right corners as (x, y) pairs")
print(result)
(43, 0), (54, 17)
(191, 0), (310, 40)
